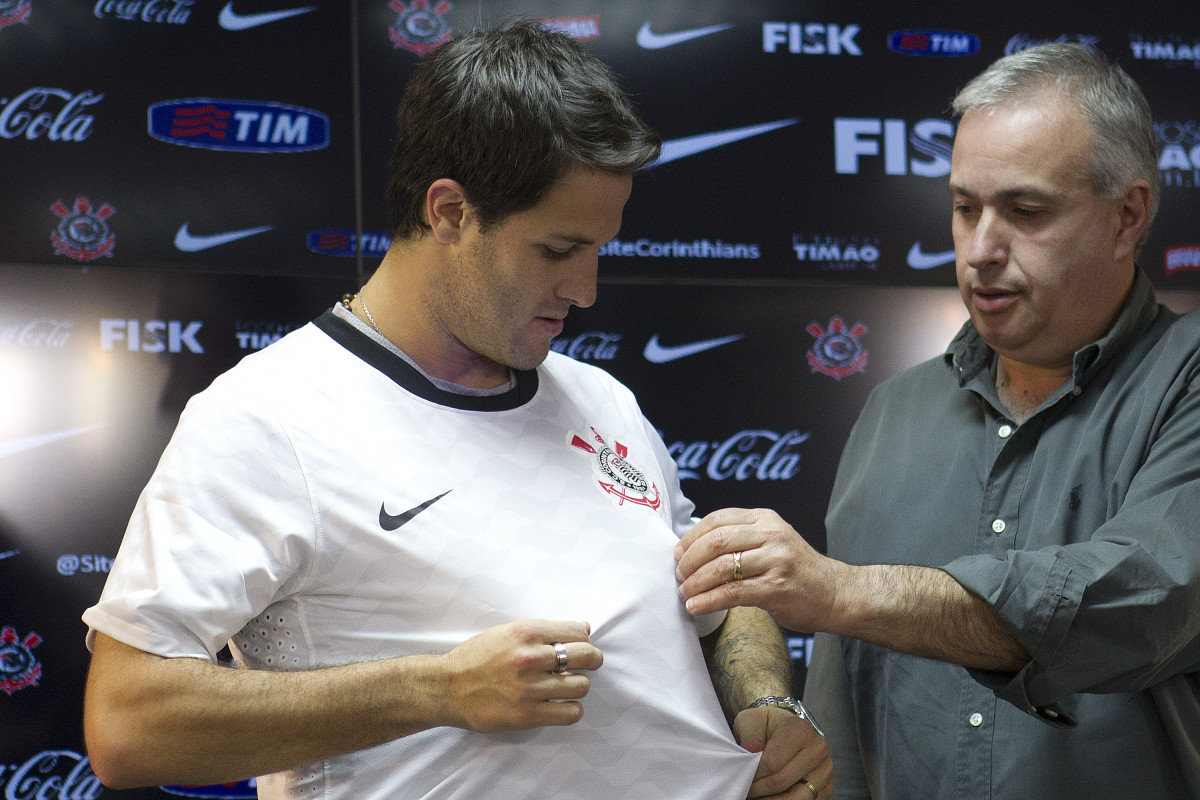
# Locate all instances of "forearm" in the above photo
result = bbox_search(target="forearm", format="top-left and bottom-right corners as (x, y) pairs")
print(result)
(830, 563), (1030, 672)
(84, 633), (452, 789)
(701, 606), (794, 723)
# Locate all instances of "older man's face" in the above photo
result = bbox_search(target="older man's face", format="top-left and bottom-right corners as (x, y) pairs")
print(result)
(949, 96), (1137, 369)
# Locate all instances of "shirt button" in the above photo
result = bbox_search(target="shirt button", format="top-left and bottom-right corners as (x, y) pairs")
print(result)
(1071, 386), (1082, 397)
(998, 424), (1013, 439)
(969, 712), (984, 727)
(992, 519), (1006, 533)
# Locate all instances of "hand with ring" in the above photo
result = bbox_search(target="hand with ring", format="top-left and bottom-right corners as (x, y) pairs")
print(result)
(440, 619), (603, 734)
(733, 701), (832, 799)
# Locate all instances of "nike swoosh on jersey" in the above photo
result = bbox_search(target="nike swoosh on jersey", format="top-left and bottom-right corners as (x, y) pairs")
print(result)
(218, 2), (317, 31)
(174, 223), (273, 252)
(636, 21), (734, 49)
(0, 550), (20, 561)
(650, 119), (798, 167)
(643, 333), (744, 363)
(907, 242), (957, 270)
(0, 424), (105, 460)
(379, 490), (452, 531)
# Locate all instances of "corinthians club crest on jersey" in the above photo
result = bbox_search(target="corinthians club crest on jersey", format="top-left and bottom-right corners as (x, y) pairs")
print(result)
(50, 196), (115, 262)
(570, 427), (662, 511)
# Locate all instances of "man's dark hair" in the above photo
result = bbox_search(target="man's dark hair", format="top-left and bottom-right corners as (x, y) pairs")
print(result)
(385, 19), (662, 239)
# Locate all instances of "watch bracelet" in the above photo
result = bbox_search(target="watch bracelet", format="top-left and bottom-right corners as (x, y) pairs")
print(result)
(748, 695), (825, 737)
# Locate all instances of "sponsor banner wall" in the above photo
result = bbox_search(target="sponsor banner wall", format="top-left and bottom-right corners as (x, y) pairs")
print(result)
(4, 2), (1200, 796)
(0, 2), (1198, 285)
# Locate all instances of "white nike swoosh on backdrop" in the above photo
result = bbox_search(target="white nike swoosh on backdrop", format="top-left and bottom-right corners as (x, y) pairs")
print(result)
(644, 333), (744, 363)
(0, 424), (105, 460)
(174, 223), (274, 252)
(650, 119), (799, 167)
(637, 21), (735, 49)
(218, 2), (317, 31)
(906, 242), (957, 270)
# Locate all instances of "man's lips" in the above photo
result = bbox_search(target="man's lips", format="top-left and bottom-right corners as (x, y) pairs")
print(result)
(535, 314), (566, 336)
(971, 287), (1020, 314)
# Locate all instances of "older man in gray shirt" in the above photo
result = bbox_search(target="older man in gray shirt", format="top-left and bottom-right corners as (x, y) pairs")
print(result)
(675, 43), (1200, 798)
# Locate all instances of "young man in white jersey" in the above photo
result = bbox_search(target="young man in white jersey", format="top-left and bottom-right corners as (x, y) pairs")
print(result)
(81, 20), (831, 800)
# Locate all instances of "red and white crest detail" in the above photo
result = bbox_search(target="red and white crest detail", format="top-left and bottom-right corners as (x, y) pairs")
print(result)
(569, 427), (662, 510)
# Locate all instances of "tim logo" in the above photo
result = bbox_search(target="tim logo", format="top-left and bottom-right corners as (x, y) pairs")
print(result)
(888, 30), (979, 56)
(0, 625), (42, 695)
(50, 196), (115, 262)
(148, 99), (330, 152)
(307, 229), (391, 258)
(389, 0), (452, 55)
(569, 427), (662, 511)
(0, 1), (31, 31)
(807, 316), (868, 380)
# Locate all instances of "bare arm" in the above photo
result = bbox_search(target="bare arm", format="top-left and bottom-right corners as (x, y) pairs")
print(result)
(84, 620), (601, 790)
(701, 606), (794, 722)
(676, 508), (1029, 673)
(702, 606), (833, 799)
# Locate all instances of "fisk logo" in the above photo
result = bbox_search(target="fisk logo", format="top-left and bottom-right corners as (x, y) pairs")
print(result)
(888, 30), (980, 56)
(763, 23), (861, 55)
(100, 319), (204, 353)
(540, 16), (600, 41)
(835, 118), (954, 176)
(148, 99), (330, 152)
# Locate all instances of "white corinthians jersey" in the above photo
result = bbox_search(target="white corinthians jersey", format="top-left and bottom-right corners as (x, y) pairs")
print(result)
(86, 309), (760, 800)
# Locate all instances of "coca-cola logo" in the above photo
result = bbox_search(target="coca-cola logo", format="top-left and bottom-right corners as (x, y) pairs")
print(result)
(94, 0), (194, 24)
(0, 750), (104, 799)
(550, 331), (621, 361)
(1005, 33), (1099, 55)
(667, 429), (808, 481)
(0, 88), (103, 142)
(0, 318), (73, 348)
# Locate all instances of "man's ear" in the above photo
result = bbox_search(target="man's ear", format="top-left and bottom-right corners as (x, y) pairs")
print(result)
(426, 179), (470, 244)
(1113, 179), (1151, 263)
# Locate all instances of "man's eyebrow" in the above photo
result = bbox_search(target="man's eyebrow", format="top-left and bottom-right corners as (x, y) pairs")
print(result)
(544, 233), (603, 247)
(948, 183), (1058, 203)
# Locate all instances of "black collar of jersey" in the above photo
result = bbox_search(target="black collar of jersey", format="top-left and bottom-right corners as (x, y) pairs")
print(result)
(313, 309), (539, 411)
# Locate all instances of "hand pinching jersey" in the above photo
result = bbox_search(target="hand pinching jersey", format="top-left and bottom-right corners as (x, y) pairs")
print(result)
(84, 308), (760, 799)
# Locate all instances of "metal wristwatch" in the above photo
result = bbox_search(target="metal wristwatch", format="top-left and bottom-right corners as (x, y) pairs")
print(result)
(748, 695), (825, 737)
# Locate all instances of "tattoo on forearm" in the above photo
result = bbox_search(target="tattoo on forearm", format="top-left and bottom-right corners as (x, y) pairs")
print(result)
(704, 612), (794, 722)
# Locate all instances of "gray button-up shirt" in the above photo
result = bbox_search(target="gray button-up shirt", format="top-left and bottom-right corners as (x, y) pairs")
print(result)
(807, 269), (1200, 798)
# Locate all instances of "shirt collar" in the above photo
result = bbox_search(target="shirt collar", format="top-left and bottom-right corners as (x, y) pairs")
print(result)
(944, 266), (1160, 390)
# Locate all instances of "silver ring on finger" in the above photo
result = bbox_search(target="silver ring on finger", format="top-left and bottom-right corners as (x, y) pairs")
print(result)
(552, 642), (569, 674)
(801, 779), (818, 800)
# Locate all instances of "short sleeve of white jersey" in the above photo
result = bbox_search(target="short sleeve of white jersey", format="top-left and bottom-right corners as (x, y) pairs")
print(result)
(84, 367), (316, 661)
(639, 407), (727, 638)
